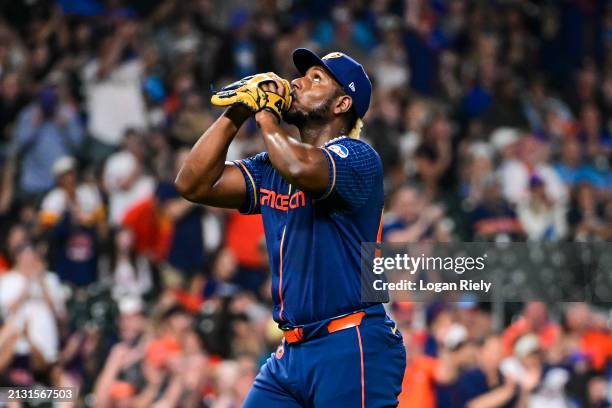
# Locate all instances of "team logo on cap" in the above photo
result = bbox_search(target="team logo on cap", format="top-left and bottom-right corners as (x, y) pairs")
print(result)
(323, 52), (344, 59)
(328, 144), (349, 158)
(348, 82), (355, 92)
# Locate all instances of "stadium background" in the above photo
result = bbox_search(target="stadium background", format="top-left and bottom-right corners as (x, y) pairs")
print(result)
(0, 0), (610, 406)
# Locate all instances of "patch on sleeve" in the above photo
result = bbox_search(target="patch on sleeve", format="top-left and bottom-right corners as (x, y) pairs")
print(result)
(328, 144), (349, 158)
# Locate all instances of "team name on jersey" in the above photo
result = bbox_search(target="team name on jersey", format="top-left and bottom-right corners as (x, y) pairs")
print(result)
(261, 188), (306, 211)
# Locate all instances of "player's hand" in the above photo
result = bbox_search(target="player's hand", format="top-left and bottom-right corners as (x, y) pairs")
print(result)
(258, 72), (288, 97)
(259, 72), (292, 122)
(211, 72), (292, 121)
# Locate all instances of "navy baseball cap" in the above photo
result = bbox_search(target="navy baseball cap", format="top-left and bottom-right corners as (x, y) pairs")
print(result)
(292, 48), (372, 118)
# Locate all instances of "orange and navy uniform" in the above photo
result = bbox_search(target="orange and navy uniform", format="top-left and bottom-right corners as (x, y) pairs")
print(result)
(234, 136), (406, 407)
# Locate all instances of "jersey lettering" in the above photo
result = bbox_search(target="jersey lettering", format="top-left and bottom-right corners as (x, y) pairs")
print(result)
(261, 188), (306, 211)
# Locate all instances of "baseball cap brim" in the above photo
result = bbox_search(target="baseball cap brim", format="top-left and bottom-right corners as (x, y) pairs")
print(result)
(293, 48), (343, 89)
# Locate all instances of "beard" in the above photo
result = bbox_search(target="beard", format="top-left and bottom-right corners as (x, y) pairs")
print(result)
(284, 97), (334, 128)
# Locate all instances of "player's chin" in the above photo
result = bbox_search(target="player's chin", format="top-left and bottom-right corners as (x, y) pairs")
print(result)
(283, 105), (303, 124)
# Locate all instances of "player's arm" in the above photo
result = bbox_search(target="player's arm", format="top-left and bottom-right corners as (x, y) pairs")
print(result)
(175, 106), (250, 207)
(254, 110), (329, 193)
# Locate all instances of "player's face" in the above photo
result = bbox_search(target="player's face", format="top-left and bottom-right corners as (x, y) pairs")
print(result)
(285, 66), (343, 127)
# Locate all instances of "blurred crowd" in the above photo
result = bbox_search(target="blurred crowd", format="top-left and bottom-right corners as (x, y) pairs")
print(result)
(0, 0), (610, 406)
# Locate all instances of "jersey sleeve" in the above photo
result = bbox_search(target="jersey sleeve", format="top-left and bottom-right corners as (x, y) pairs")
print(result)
(232, 152), (269, 215)
(318, 139), (382, 211)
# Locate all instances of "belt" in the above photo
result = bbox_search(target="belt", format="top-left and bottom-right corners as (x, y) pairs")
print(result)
(282, 311), (366, 344)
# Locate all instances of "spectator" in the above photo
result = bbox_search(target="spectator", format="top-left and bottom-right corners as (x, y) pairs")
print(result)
(500, 135), (568, 205)
(404, 2), (442, 95)
(39, 156), (105, 286)
(501, 334), (571, 407)
(522, 76), (573, 135)
(435, 323), (479, 407)
(120, 184), (173, 267)
(224, 211), (266, 294)
(10, 86), (84, 199)
(371, 16), (409, 92)
(502, 302), (560, 357)
(93, 296), (150, 408)
(460, 142), (495, 208)
(482, 78), (529, 132)
(212, 357), (257, 408)
(567, 182), (612, 240)
(517, 175), (568, 240)
(413, 112), (453, 200)
(399, 98), (431, 179)
(399, 338), (440, 407)
(383, 185), (445, 243)
(455, 335), (517, 408)
(314, 4), (371, 64)
(103, 129), (155, 226)
(554, 137), (607, 189)
(469, 175), (524, 241)
(366, 93), (403, 183)
(585, 375), (612, 408)
(133, 305), (205, 407)
(155, 149), (207, 280)
(82, 22), (147, 161)
(100, 227), (153, 301)
(171, 92), (214, 147)
(561, 303), (611, 373)
(577, 103), (612, 161)
(0, 242), (66, 369)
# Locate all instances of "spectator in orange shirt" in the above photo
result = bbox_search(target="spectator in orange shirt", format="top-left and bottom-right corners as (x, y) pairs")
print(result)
(121, 186), (173, 263)
(562, 303), (612, 372)
(397, 302), (474, 408)
(224, 212), (266, 294)
(398, 331), (440, 408)
(502, 301), (560, 356)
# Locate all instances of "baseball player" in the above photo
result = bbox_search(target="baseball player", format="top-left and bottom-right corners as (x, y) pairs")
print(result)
(176, 48), (406, 407)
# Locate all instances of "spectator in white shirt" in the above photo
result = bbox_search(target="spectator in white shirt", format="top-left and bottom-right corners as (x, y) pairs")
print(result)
(39, 156), (105, 286)
(0, 242), (66, 365)
(103, 130), (154, 226)
(82, 22), (147, 162)
(517, 175), (568, 240)
(499, 135), (568, 205)
(99, 227), (153, 300)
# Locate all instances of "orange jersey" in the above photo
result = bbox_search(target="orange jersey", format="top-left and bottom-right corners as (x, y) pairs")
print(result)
(398, 355), (439, 408)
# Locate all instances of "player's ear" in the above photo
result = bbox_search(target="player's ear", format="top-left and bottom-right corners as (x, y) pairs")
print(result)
(333, 95), (352, 115)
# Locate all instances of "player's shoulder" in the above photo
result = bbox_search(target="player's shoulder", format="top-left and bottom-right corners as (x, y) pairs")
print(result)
(323, 136), (382, 166)
(233, 151), (271, 167)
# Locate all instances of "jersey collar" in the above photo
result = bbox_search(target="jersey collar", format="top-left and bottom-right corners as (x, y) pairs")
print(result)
(321, 135), (347, 147)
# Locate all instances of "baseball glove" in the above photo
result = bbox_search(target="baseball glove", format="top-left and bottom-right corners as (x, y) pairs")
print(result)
(211, 73), (292, 121)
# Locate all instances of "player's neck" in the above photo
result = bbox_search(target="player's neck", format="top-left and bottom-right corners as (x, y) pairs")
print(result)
(298, 120), (346, 147)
